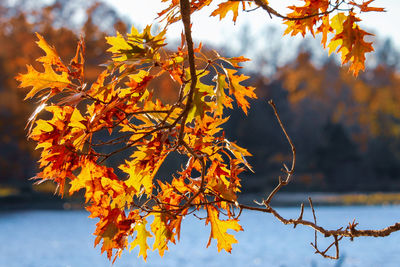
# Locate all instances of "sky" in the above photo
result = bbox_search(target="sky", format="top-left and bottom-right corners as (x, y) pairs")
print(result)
(103, 0), (400, 72)
(104, 0), (400, 47)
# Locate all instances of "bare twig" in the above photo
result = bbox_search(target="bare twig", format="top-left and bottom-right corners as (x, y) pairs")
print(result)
(208, 100), (400, 260)
(264, 100), (296, 205)
(309, 197), (318, 249)
(294, 203), (304, 228)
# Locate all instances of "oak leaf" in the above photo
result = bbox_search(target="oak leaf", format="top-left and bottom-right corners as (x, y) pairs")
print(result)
(225, 69), (257, 114)
(349, 0), (385, 12)
(151, 212), (173, 257)
(206, 205), (243, 253)
(35, 33), (65, 68)
(330, 13), (374, 76)
(130, 219), (152, 261)
(17, 64), (70, 100)
(211, 2), (240, 23)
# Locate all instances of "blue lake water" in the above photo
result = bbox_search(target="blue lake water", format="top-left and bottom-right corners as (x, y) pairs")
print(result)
(0, 205), (400, 267)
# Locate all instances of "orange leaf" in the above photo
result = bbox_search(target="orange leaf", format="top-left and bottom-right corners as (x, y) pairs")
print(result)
(17, 64), (70, 100)
(225, 69), (257, 114)
(35, 33), (65, 68)
(349, 0), (385, 12)
(316, 14), (332, 48)
(211, 1), (240, 23)
(330, 13), (374, 76)
(221, 56), (250, 69)
(283, 0), (329, 37)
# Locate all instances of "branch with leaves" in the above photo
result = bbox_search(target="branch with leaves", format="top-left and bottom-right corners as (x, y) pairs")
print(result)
(16, 0), (393, 263)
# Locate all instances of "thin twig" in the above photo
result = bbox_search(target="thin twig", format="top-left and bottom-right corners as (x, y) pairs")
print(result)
(309, 197), (318, 249)
(264, 100), (296, 205)
(294, 203), (304, 228)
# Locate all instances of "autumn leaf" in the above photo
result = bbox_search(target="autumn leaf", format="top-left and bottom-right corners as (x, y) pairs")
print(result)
(187, 82), (214, 122)
(69, 160), (98, 198)
(211, 1), (240, 23)
(224, 69), (257, 114)
(99, 223), (119, 259)
(130, 218), (152, 261)
(121, 164), (154, 195)
(349, 0), (385, 12)
(283, 0), (329, 37)
(106, 25), (166, 66)
(221, 56), (250, 69)
(343, 27), (374, 75)
(329, 13), (374, 76)
(214, 73), (232, 115)
(35, 33), (65, 68)
(16, 64), (70, 100)
(327, 13), (347, 55)
(151, 212), (173, 257)
(316, 14), (332, 48)
(69, 38), (85, 79)
(69, 108), (86, 130)
(106, 32), (132, 62)
(206, 205), (243, 253)
(207, 161), (238, 201)
(120, 144), (168, 196)
(17, 0), (387, 263)
(225, 139), (254, 172)
(184, 70), (214, 122)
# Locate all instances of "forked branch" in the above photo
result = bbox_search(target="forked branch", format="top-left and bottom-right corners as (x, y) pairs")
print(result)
(230, 100), (400, 259)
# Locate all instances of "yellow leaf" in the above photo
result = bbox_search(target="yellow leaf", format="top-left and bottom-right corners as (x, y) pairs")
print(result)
(130, 218), (152, 261)
(30, 119), (54, 137)
(106, 25), (166, 63)
(206, 205), (243, 253)
(69, 161), (93, 195)
(106, 32), (132, 53)
(187, 83), (213, 122)
(327, 13), (346, 55)
(45, 105), (67, 122)
(184, 70), (214, 122)
(69, 108), (86, 130)
(120, 152), (167, 196)
(151, 212), (173, 256)
(330, 13), (346, 33)
(214, 73), (232, 115)
(69, 160), (111, 203)
(122, 165), (153, 195)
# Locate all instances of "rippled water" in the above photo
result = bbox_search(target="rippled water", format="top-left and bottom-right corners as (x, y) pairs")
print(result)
(1, 205), (400, 267)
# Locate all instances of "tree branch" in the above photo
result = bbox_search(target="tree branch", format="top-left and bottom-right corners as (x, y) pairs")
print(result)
(253, 0), (346, 21)
(263, 100), (296, 205)
(178, 0), (198, 143)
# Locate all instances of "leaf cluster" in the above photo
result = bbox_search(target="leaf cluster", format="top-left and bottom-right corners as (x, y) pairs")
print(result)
(16, 0), (385, 262)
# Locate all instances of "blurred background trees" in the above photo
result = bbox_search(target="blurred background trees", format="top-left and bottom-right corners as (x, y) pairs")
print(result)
(0, 0), (126, 192)
(1, 0), (400, 198)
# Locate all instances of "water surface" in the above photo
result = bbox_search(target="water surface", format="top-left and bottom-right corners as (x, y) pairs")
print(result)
(1, 205), (399, 267)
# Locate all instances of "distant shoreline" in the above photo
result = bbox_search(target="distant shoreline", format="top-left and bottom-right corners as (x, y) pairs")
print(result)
(2, 191), (400, 211)
(240, 192), (400, 206)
